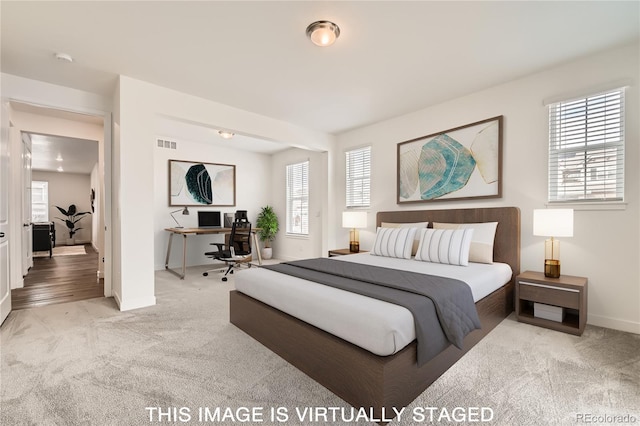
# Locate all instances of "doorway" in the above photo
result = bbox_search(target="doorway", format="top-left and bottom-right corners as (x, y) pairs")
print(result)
(7, 101), (111, 310)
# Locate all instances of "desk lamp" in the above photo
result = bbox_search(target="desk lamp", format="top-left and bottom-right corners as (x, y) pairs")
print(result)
(170, 206), (190, 228)
(342, 211), (367, 253)
(533, 209), (573, 278)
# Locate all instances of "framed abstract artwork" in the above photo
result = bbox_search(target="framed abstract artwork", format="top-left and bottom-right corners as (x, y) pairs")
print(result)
(169, 160), (236, 206)
(397, 116), (503, 204)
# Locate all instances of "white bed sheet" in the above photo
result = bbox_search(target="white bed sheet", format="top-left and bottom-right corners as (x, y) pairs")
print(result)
(234, 253), (512, 357)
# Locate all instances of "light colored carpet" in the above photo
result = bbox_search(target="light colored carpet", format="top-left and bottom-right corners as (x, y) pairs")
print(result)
(33, 245), (87, 258)
(1, 265), (639, 425)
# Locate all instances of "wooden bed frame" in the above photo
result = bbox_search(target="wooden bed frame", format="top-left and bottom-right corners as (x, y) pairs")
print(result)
(230, 207), (520, 423)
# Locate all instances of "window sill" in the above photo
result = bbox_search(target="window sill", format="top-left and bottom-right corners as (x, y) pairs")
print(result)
(285, 233), (309, 240)
(546, 201), (627, 211)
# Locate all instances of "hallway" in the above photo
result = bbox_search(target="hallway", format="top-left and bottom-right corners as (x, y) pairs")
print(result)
(11, 244), (104, 310)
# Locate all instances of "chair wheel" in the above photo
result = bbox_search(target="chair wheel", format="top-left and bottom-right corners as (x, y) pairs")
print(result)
(222, 277), (228, 282)
(230, 270), (234, 274)
(203, 272), (208, 276)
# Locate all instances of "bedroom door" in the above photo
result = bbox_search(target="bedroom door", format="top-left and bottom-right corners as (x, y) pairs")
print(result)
(21, 132), (33, 275)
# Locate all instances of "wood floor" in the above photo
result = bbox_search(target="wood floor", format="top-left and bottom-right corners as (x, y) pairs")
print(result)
(11, 244), (104, 310)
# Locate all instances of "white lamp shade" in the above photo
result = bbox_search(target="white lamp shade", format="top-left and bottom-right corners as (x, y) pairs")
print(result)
(533, 209), (574, 237)
(342, 211), (367, 229)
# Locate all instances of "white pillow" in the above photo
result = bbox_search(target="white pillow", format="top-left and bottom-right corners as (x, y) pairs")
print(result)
(371, 227), (418, 259)
(432, 222), (498, 264)
(415, 228), (474, 266)
(380, 221), (429, 256)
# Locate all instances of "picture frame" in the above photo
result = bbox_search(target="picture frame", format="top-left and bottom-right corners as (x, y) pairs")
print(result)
(169, 159), (236, 207)
(397, 116), (503, 204)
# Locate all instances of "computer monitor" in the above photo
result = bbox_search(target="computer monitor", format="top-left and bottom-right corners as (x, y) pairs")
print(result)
(198, 211), (222, 228)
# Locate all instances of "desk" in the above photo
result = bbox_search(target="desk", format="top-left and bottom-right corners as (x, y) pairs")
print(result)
(165, 227), (262, 279)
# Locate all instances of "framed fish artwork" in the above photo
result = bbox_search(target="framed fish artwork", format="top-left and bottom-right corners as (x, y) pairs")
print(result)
(169, 160), (236, 206)
(397, 116), (503, 204)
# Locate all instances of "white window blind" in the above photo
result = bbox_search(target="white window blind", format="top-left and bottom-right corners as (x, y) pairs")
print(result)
(31, 180), (49, 222)
(286, 161), (309, 235)
(346, 146), (371, 208)
(548, 88), (624, 202)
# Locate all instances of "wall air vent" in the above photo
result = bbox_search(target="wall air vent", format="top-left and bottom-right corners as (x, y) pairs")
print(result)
(156, 138), (177, 150)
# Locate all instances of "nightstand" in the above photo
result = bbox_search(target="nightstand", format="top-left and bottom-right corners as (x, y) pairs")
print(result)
(516, 271), (588, 335)
(328, 249), (368, 257)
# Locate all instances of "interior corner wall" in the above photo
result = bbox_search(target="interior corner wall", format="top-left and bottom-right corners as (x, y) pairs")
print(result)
(270, 148), (327, 261)
(153, 131), (271, 270)
(332, 42), (640, 334)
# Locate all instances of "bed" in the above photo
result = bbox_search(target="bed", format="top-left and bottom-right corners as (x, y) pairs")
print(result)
(230, 207), (520, 422)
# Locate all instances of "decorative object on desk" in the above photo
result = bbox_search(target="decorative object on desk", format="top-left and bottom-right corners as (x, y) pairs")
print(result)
(170, 206), (190, 228)
(224, 213), (234, 228)
(533, 208), (574, 278)
(256, 205), (279, 260)
(397, 116), (503, 204)
(342, 211), (367, 253)
(169, 159), (236, 207)
(54, 204), (91, 245)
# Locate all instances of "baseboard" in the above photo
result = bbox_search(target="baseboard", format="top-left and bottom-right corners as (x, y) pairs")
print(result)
(112, 291), (122, 309)
(589, 313), (640, 335)
(117, 294), (156, 312)
(10, 277), (24, 290)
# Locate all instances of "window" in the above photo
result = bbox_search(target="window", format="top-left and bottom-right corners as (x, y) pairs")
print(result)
(286, 161), (309, 235)
(345, 146), (371, 208)
(31, 180), (49, 222)
(548, 88), (624, 202)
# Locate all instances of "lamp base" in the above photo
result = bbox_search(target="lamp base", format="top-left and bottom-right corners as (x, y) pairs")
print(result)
(544, 259), (560, 278)
(349, 241), (360, 253)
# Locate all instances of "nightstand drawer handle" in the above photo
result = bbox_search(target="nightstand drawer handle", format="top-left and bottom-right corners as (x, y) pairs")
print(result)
(520, 281), (579, 293)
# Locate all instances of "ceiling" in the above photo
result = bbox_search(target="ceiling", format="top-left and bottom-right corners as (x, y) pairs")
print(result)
(2, 1), (638, 137)
(10, 101), (100, 174)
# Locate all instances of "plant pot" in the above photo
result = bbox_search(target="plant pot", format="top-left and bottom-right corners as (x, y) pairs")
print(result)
(261, 247), (273, 260)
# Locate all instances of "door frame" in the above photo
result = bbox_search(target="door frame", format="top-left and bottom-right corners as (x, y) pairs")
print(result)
(7, 99), (112, 298)
(0, 102), (11, 324)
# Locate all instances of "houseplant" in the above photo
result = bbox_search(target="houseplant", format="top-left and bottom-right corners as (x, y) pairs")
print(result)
(256, 205), (279, 260)
(55, 204), (91, 245)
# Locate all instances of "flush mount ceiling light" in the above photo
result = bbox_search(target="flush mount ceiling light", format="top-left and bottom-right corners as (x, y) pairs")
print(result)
(218, 130), (234, 139)
(54, 52), (73, 63)
(306, 21), (340, 47)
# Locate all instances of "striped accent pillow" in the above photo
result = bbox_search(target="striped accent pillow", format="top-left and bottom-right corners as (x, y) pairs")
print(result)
(371, 227), (417, 259)
(415, 228), (474, 266)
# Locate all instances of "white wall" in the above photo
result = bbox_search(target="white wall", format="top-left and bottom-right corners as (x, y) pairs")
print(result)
(270, 148), (329, 261)
(332, 42), (639, 333)
(153, 128), (271, 269)
(32, 171), (93, 245)
(115, 76), (333, 310)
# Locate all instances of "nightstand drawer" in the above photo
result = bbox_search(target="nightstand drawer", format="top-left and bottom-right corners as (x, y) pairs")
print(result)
(519, 281), (580, 309)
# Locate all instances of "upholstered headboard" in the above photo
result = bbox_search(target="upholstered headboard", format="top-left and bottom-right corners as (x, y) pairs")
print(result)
(376, 207), (520, 277)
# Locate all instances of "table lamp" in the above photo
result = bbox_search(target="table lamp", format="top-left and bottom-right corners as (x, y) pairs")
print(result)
(170, 206), (190, 228)
(533, 209), (573, 278)
(342, 211), (367, 253)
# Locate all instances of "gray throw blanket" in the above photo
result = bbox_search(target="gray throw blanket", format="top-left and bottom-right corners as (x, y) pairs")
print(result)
(263, 258), (481, 366)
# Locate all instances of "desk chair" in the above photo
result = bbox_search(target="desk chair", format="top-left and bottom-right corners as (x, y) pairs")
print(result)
(203, 219), (252, 281)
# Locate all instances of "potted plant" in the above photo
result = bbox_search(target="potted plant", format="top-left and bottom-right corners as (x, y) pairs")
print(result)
(55, 204), (91, 245)
(256, 205), (279, 260)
